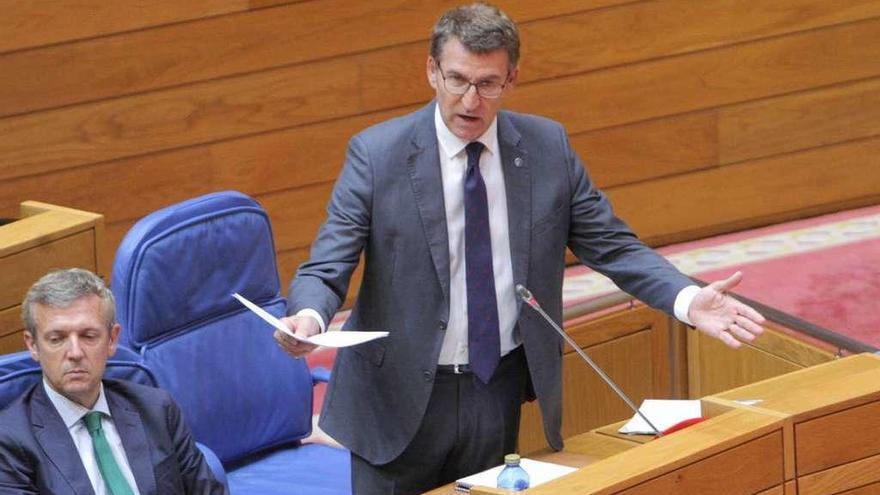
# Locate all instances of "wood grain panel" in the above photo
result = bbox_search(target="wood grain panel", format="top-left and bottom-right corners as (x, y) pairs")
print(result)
(0, 42), (432, 182)
(5, 0), (877, 118)
(687, 330), (806, 398)
(796, 401), (880, 476)
(757, 485), (784, 495)
(0, 0), (623, 117)
(4, 17), (879, 184)
(565, 304), (656, 349)
(521, 0), (880, 80)
(535, 410), (784, 495)
(836, 481), (880, 494)
(798, 453), (880, 495)
(607, 136), (880, 246)
(0, 330), (26, 355)
(563, 330), (655, 441)
(571, 112), (719, 189)
(577, 77), (880, 188)
(0, 231), (96, 310)
(0, 306), (23, 338)
(519, 329), (655, 454)
(616, 432), (783, 495)
(0, 0), (250, 54)
(512, 18), (880, 135)
(719, 77), (880, 164)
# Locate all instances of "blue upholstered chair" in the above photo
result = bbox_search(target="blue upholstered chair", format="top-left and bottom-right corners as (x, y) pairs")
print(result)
(111, 191), (350, 495)
(0, 347), (228, 490)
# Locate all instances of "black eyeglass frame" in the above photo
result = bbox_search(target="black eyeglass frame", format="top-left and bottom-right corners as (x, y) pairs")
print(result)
(435, 62), (511, 99)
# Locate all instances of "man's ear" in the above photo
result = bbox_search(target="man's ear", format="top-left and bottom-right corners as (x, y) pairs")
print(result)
(506, 65), (519, 91)
(108, 323), (121, 357)
(427, 56), (438, 90)
(23, 331), (39, 363)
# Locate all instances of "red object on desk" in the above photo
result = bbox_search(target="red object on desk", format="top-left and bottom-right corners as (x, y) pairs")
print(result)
(661, 417), (707, 435)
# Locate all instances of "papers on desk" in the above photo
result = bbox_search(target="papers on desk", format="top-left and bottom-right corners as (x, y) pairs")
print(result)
(618, 399), (702, 435)
(455, 458), (577, 493)
(232, 293), (388, 348)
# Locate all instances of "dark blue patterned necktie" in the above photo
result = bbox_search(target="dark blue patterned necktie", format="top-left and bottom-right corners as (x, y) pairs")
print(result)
(464, 141), (500, 384)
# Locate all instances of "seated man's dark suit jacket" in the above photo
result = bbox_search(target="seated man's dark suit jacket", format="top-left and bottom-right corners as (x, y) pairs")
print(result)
(289, 102), (694, 465)
(0, 379), (227, 495)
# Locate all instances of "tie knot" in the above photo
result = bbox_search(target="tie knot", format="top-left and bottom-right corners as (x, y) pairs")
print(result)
(83, 411), (104, 434)
(465, 141), (484, 168)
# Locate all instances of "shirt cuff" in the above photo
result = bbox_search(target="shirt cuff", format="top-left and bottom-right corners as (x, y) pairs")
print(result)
(295, 308), (327, 333)
(674, 285), (701, 327)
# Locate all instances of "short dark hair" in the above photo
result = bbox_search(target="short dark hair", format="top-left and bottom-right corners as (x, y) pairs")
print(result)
(430, 3), (520, 69)
(22, 268), (116, 337)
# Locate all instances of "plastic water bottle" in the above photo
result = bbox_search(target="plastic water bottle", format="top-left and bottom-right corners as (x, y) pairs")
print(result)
(497, 453), (530, 491)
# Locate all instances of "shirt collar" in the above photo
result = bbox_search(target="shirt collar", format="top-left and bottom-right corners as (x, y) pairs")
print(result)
(43, 378), (111, 429)
(434, 104), (498, 160)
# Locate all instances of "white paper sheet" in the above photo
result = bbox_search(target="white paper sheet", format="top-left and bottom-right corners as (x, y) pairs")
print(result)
(455, 458), (577, 492)
(232, 293), (388, 348)
(618, 399), (702, 435)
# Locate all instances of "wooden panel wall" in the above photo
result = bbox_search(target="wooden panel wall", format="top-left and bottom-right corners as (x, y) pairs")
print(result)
(2, 0), (879, 292)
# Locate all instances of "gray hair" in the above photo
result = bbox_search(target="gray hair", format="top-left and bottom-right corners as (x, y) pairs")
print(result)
(22, 268), (117, 337)
(430, 3), (520, 69)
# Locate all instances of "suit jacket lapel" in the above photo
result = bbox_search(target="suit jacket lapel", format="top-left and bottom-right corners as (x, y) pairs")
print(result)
(407, 103), (451, 308)
(107, 388), (156, 495)
(30, 385), (96, 495)
(498, 112), (531, 303)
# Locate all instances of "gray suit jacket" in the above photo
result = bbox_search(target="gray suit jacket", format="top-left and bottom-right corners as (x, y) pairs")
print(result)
(0, 380), (226, 495)
(290, 102), (693, 464)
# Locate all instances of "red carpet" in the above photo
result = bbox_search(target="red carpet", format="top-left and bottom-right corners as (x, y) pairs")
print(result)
(695, 237), (880, 348)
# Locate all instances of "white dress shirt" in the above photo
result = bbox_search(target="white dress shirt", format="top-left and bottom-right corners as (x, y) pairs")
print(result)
(433, 107), (520, 364)
(43, 380), (142, 495)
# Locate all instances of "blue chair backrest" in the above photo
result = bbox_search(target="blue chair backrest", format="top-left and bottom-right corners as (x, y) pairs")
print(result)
(111, 191), (313, 465)
(0, 346), (156, 408)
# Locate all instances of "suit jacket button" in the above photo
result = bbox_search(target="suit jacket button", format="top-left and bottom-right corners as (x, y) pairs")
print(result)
(423, 370), (433, 382)
(439, 320), (447, 330)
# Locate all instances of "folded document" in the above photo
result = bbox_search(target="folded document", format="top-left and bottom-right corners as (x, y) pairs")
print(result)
(618, 399), (702, 435)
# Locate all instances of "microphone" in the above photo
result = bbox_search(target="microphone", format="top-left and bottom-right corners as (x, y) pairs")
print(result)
(516, 284), (663, 437)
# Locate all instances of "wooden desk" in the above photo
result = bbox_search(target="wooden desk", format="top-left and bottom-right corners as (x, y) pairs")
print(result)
(422, 433), (638, 495)
(426, 353), (880, 495)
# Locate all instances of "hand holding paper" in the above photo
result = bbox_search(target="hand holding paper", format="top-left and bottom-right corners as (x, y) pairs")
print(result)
(232, 293), (389, 348)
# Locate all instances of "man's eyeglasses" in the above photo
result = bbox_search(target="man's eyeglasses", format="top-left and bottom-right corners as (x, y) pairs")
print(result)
(436, 63), (509, 99)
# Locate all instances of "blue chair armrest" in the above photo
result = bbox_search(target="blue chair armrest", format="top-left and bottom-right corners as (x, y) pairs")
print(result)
(197, 441), (229, 491)
(310, 366), (331, 384)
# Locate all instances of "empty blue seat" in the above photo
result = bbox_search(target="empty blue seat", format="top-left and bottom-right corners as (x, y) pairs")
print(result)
(111, 191), (350, 495)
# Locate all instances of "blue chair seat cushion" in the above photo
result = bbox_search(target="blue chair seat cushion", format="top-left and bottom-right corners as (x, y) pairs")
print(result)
(226, 443), (351, 495)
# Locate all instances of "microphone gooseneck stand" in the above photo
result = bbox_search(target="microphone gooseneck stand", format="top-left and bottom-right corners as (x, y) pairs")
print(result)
(515, 284), (663, 437)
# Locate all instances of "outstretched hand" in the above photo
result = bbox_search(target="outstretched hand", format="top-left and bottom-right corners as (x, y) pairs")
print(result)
(688, 271), (766, 349)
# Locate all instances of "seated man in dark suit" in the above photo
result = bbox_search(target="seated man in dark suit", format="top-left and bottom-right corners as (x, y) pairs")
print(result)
(0, 268), (227, 495)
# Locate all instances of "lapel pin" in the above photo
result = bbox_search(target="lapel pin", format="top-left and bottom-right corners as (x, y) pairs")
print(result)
(514, 157), (523, 168)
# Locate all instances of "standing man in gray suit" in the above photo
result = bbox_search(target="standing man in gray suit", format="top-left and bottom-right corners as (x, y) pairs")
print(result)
(276, 3), (765, 494)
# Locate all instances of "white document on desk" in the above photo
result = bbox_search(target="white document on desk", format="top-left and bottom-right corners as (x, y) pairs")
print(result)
(618, 399), (702, 434)
(455, 458), (577, 493)
(232, 293), (388, 348)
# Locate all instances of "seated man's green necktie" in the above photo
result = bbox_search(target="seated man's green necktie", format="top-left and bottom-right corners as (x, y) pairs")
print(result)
(83, 411), (135, 495)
